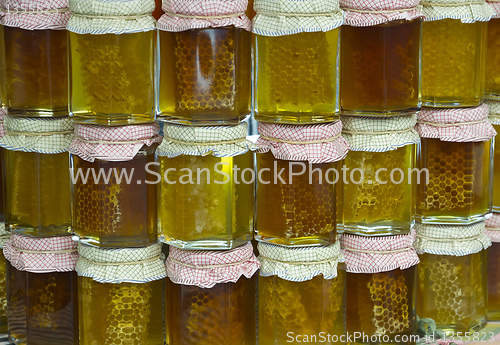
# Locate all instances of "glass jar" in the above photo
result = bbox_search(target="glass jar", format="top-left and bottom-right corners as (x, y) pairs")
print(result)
(484, 214), (500, 321)
(77, 243), (166, 345)
(157, 27), (251, 125)
(0, 24), (6, 109)
(0, 232), (9, 333)
(486, 17), (500, 99)
(340, 19), (422, 116)
(165, 243), (259, 345)
(489, 101), (500, 211)
(158, 123), (255, 249)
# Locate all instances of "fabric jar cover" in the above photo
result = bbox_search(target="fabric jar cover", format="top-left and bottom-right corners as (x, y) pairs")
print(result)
(415, 104), (497, 142)
(342, 114), (420, 152)
(487, 99), (500, 125)
(3, 234), (78, 273)
(0, 223), (10, 248)
(420, 0), (494, 22)
(414, 222), (491, 255)
(488, 1), (500, 18)
(341, 229), (420, 273)
(157, 0), (251, 32)
(76, 242), (167, 284)
(341, 0), (424, 27)
(0, 115), (74, 154)
(258, 241), (344, 282)
(69, 122), (161, 162)
(166, 242), (260, 289)
(0, 108), (6, 139)
(67, 0), (156, 35)
(157, 122), (257, 158)
(256, 122), (350, 164)
(484, 214), (500, 243)
(252, 0), (344, 36)
(2, 0), (70, 30)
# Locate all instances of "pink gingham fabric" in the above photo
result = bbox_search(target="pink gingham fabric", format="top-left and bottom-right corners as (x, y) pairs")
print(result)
(489, 1), (500, 18)
(416, 104), (496, 142)
(157, 0), (251, 32)
(256, 122), (350, 164)
(4, 234), (78, 273)
(0, 108), (6, 139)
(341, 229), (419, 273)
(2, 0), (70, 30)
(166, 242), (260, 288)
(69, 122), (162, 162)
(341, 0), (424, 26)
(485, 213), (500, 242)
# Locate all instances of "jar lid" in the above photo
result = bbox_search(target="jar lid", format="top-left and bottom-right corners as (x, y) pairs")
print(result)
(414, 222), (491, 256)
(256, 122), (349, 164)
(157, 122), (257, 158)
(158, 0), (251, 32)
(2, 0), (70, 30)
(4, 234), (78, 273)
(252, 0), (343, 36)
(258, 241), (344, 282)
(488, 1), (500, 18)
(69, 122), (161, 162)
(67, 0), (156, 35)
(166, 242), (260, 288)
(342, 114), (420, 152)
(341, 0), (424, 27)
(416, 104), (496, 142)
(76, 242), (167, 284)
(0, 115), (74, 154)
(340, 230), (419, 273)
(421, 0), (494, 22)
(486, 99), (500, 125)
(484, 214), (500, 243)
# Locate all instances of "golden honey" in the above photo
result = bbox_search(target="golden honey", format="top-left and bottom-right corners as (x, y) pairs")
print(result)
(486, 18), (500, 99)
(259, 271), (345, 345)
(0, 251), (7, 333)
(488, 243), (500, 320)
(254, 30), (340, 123)
(158, 27), (251, 125)
(417, 251), (487, 334)
(422, 20), (486, 107)
(493, 124), (500, 212)
(0, 24), (6, 108)
(340, 19), (421, 115)
(78, 277), (164, 344)
(4, 151), (71, 236)
(159, 153), (253, 249)
(69, 31), (155, 125)
(4, 27), (68, 116)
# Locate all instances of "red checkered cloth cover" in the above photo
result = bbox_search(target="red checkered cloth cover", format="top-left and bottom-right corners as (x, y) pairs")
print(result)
(157, 0), (251, 32)
(341, 229), (419, 273)
(341, 0), (424, 26)
(69, 122), (162, 162)
(3, 234), (78, 273)
(488, 1), (500, 18)
(416, 104), (496, 142)
(166, 242), (260, 288)
(485, 213), (500, 242)
(256, 121), (350, 164)
(2, 0), (70, 30)
(0, 109), (5, 139)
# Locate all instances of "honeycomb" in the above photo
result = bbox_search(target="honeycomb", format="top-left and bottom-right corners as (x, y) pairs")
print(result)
(486, 18), (500, 96)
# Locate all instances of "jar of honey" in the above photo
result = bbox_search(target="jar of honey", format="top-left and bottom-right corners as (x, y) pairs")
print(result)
(414, 222), (490, 335)
(340, 0), (423, 116)
(0, 116), (74, 236)
(342, 115), (419, 235)
(255, 121), (349, 246)
(0, 228), (9, 333)
(486, 2), (500, 100)
(341, 231), (419, 344)
(258, 242), (345, 345)
(157, 0), (251, 125)
(67, 0), (156, 125)
(165, 242), (260, 345)
(487, 100), (500, 212)
(157, 122), (256, 249)
(485, 214), (500, 321)
(0, 21), (6, 110)
(70, 123), (161, 247)
(415, 104), (495, 224)
(76, 242), (166, 344)
(4, 234), (78, 344)
(2, 0), (70, 116)
(0, 109), (6, 230)
(421, 0), (493, 107)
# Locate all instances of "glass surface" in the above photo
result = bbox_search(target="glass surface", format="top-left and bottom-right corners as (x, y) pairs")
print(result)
(486, 18), (500, 100)
(488, 244), (500, 321)
(492, 126), (500, 212)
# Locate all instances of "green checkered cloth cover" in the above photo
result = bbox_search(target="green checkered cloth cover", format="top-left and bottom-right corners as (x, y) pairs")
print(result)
(0, 116), (74, 154)
(487, 99), (500, 125)
(67, 0), (156, 34)
(0, 225), (10, 249)
(252, 0), (344, 36)
(76, 242), (167, 284)
(414, 222), (491, 256)
(157, 122), (258, 158)
(421, 0), (494, 22)
(341, 114), (419, 152)
(258, 241), (344, 282)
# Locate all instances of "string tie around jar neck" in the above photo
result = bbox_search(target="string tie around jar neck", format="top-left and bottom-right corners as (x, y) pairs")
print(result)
(75, 135), (159, 145)
(169, 256), (253, 269)
(259, 133), (341, 145)
(80, 255), (162, 266)
(13, 247), (77, 254)
(416, 233), (485, 241)
(256, 11), (341, 16)
(340, 6), (419, 13)
(417, 119), (488, 127)
(0, 235), (10, 240)
(6, 130), (74, 136)
(259, 256), (339, 265)
(342, 128), (414, 135)
(341, 246), (413, 254)
(486, 226), (500, 231)
(420, 1), (485, 6)
(72, 13), (152, 20)
(165, 12), (245, 19)
(164, 136), (247, 146)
